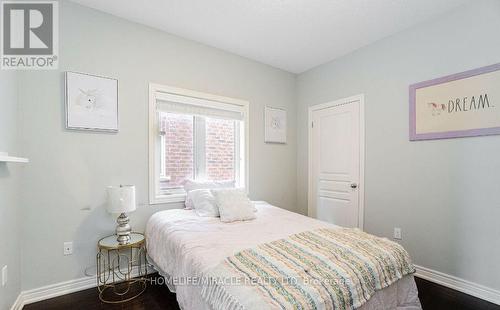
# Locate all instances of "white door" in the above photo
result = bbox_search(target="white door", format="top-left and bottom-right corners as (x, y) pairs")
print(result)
(309, 96), (363, 228)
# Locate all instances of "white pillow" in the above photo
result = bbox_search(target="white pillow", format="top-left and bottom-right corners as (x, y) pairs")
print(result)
(183, 180), (235, 209)
(212, 188), (256, 223)
(189, 189), (219, 217)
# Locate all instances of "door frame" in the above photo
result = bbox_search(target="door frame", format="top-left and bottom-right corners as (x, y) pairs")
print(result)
(308, 94), (365, 229)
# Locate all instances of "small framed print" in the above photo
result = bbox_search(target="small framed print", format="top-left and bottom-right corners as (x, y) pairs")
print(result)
(264, 106), (287, 144)
(65, 71), (118, 132)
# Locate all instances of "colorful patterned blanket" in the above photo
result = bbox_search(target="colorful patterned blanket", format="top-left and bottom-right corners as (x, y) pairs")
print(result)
(201, 228), (415, 310)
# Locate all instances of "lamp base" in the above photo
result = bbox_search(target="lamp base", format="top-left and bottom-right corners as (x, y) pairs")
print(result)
(116, 213), (131, 245)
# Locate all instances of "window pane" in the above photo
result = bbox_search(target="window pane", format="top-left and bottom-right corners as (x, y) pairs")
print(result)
(205, 118), (235, 181)
(159, 112), (194, 191)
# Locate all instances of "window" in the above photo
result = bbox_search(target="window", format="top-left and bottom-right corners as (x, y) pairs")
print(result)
(149, 84), (248, 204)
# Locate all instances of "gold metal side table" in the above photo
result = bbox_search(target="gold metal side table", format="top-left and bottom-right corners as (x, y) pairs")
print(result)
(96, 232), (147, 303)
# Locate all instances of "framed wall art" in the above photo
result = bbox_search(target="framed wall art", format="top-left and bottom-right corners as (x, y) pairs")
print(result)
(65, 71), (118, 132)
(264, 106), (287, 144)
(410, 63), (500, 141)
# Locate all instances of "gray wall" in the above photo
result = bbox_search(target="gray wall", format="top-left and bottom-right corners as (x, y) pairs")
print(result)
(296, 0), (500, 290)
(0, 72), (21, 309)
(18, 1), (296, 290)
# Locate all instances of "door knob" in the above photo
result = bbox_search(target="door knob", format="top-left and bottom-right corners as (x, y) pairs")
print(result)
(350, 183), (358, 189)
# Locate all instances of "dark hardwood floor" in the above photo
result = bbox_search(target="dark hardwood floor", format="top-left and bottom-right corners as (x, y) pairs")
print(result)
(24, 274), (500, 310)
(24, 274), (180, 310)
(415, 277), (500, 310)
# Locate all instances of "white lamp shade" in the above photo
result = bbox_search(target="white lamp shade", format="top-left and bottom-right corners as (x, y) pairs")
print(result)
(106, 185), (136, 214)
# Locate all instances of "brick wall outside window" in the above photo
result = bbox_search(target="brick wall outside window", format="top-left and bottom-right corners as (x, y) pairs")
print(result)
(206, 118), (235, 181)
(160, 113), (194, 190)
(159, 113), (236, 191)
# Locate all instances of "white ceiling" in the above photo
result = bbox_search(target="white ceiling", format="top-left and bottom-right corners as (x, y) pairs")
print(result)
(69, 0), (471, 73)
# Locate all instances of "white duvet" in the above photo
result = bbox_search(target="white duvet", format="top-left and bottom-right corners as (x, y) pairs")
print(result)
(146, 202), (421, 310)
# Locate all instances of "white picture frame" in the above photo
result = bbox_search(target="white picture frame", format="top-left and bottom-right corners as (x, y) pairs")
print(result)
(65, 71), (118, 132)
(264, 106), (287, 144)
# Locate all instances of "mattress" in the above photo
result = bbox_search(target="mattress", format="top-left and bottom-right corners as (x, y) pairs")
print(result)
(146, 202), (421, 310)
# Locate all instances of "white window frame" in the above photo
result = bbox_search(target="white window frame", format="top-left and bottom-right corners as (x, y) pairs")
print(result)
(149, 83), (250, 205)
(159, 130), (168, 180)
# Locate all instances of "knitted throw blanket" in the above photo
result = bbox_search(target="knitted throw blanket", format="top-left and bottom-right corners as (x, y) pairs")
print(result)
(201, 228), (415, 310)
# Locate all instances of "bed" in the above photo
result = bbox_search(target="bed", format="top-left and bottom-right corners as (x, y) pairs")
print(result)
(146, 201), (421, 310)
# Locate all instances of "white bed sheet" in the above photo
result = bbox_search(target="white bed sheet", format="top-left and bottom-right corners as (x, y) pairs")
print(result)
(146, 202), (421, 310)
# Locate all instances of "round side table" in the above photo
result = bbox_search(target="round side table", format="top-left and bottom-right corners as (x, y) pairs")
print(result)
(96, 232), (147, 303)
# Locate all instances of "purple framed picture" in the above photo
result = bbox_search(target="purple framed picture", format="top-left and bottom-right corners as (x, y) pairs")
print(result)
(409, 63), (500, 141)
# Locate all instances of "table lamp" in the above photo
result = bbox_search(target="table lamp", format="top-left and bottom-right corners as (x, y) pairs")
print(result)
(106, 185), (136, 245)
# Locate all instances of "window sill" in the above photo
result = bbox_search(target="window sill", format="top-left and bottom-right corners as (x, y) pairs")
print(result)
(150, 193), (186, 205)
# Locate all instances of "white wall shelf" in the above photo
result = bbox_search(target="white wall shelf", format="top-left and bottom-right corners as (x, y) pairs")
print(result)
(0, 152), (29, 163)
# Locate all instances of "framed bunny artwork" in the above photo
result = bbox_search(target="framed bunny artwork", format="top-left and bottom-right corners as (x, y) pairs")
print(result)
(65, 71), (118, 132)
(264, 106), (287, 144)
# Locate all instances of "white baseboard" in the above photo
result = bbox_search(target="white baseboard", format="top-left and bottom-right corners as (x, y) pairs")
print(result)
(415, 265), (500, 305)
(11, 275), (96, 310)
(10, 267), (155, 309)
(10, 293), (23, 310)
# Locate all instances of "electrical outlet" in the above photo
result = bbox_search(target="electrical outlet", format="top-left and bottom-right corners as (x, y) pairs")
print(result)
(64, 242), (73, 255)
(2, 265), (7, 286)
(393, 227), (402, 240)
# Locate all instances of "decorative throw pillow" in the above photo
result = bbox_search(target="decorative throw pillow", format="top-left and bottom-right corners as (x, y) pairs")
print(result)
(212, 188), (256, 223)
(189, 189), (219, 217)
(183, 180), (235, 209)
